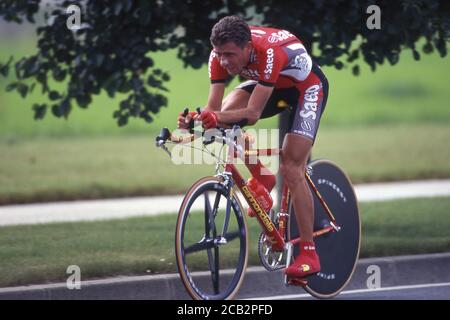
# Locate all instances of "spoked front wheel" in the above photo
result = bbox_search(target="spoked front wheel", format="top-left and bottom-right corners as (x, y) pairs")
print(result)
(175, 176), (248, 300)
(288, 159), (361, 298)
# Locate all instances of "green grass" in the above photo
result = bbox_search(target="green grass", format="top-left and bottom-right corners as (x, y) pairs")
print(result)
(312, 124), (450, 183)
(1, 124), (449, 204)
(362, 197), (450, 256)
(0, 196), (449, 288)
(324, 48), (450, 127)
(0, 124), (448, 204)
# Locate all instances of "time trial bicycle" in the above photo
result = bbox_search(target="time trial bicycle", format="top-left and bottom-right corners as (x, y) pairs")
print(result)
(156, 120), (360, 300)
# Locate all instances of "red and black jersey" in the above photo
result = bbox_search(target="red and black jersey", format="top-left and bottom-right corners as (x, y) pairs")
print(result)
(209, 26), (319, 90)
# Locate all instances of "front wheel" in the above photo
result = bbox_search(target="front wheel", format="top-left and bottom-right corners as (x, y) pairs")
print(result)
(175, 176), (249, 300)
(288, 159), (361, 298)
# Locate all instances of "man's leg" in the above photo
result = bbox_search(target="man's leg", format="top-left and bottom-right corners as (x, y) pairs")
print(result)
(281, 133), (321, 278)
(281, 72), (328, 278)
(280, 133), (314, 242)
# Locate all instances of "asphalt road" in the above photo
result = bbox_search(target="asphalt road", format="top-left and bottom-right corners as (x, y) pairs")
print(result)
(2, 253), (449, 300)
(251, 282), (450, 300)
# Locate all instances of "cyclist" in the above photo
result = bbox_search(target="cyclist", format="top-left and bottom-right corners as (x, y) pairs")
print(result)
(177, 15), (329, 280)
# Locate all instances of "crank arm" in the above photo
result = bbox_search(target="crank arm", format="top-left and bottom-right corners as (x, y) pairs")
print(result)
(283, 242), (293, 286)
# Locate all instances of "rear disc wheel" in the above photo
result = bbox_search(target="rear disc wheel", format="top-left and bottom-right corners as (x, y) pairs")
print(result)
(288, 159), (361, 298)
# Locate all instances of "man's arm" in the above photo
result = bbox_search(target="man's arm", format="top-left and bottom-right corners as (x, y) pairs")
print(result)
(204, 83), (225, 112)
(215, 84), (274, 126)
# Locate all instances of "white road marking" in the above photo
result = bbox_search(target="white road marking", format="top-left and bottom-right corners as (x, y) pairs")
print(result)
(244, 282), (450, 300)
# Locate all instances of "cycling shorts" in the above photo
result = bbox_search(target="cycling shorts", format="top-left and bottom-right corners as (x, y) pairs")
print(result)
(237, 64), (329, 143)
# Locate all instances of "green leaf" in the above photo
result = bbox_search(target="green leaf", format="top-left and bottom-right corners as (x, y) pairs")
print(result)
(32, 103), (47, 120)
(141, 112), (153, 123)
(162, 72), (170, 81)
(387, 51), (399, 65)
(6, 82), (18, 92)
(422, 42), (434, 54)
(5, 56), (14, 67)
(49, 90), (61, 101)
(53, 68), (66, 82)
(106, 85), (116, 98)
(60, 99), (71, 119)
(52, 99), (71, 119)
(347, 50), (359, 63)
(147, 75), (161, 87)
(76, 94), (92, 108)
(118, 115), (128, 126)
(335, 61), (344, 70)
(25, 57), (39, 76)
(51, 104), (63, 118)
(131, 103), (141, 116)
(17, 83), (29, 98)
(113, 110), (121, 118)
(435, 38), (447, 58)
(118, 79), (131, 93)
(120, 100), (130, 110)
(0, 65), (9, 77)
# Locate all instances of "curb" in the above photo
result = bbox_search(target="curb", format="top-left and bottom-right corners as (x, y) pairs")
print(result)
(1, 252), (449, 300)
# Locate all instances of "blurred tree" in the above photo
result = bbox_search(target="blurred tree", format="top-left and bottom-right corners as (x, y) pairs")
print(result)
(0, 0), (448, 125)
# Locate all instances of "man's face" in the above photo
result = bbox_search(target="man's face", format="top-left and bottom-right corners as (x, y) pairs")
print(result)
(213, 41), (252, 75)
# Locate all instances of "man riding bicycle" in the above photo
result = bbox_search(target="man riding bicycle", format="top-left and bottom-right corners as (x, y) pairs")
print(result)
(177, 15), (329, 280)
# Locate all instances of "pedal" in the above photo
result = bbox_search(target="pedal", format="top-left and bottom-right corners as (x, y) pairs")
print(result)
(287, 277), (308, 287)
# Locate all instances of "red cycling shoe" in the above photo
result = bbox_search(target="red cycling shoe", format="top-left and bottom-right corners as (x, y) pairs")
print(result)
(285, 241), (321, 279)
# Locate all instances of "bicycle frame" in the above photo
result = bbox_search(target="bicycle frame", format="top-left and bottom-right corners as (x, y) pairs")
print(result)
(156, 126), (341, 251)
(224, 142), (340, 252)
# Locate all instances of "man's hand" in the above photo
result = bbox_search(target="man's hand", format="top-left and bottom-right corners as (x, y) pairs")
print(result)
(177, 111), (198, 129)
(199, 111), (218, 129)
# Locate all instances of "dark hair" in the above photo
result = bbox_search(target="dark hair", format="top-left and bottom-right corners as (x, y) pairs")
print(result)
(210, 16), (251, 48)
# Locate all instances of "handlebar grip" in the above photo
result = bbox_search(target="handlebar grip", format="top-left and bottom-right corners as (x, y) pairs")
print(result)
(156, 127), (171, 143)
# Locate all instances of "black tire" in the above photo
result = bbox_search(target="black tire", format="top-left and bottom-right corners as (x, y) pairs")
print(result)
(288, 159), (361, 298)
(175, 176), (249, 300)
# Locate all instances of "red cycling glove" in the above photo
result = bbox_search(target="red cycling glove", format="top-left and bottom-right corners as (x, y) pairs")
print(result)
(199, 111), (218, 129)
